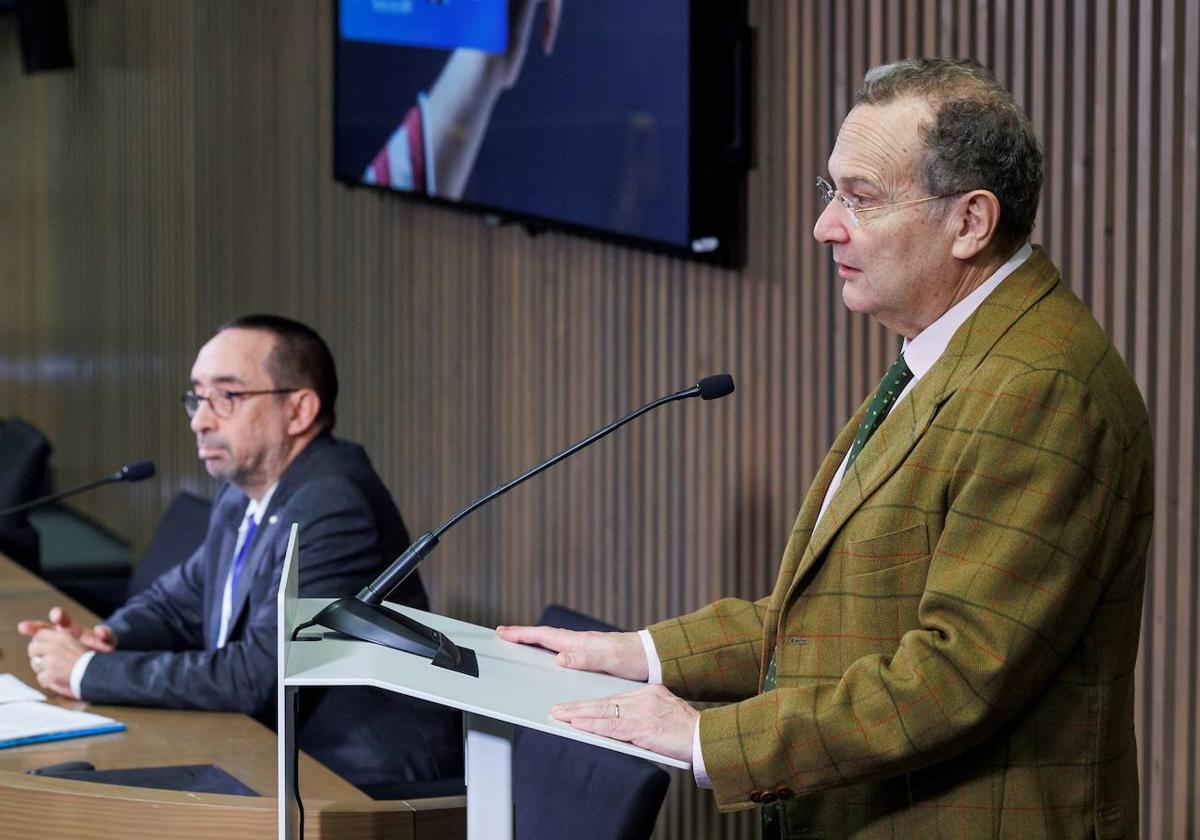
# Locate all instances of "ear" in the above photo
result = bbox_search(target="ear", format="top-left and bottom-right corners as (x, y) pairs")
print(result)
(949, 189), (1001, 260)
(285, 389), (321, 437)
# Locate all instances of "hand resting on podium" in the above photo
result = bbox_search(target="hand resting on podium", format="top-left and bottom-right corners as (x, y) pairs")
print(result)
(496, 623), (699, 763)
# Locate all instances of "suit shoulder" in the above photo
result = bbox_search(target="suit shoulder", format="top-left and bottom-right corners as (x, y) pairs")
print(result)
(985, 280), (1149, 447)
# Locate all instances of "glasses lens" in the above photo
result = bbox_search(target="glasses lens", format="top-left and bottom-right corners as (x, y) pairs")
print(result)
(182, 392), (200, 418)
(816, 177), (834, 204)
(210, 392), (235, 418)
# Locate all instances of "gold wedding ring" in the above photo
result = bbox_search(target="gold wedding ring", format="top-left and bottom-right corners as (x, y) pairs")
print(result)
(615, 703), (620, 719)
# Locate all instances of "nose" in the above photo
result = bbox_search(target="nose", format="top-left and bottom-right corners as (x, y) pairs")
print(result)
(813, 200), (850, 244)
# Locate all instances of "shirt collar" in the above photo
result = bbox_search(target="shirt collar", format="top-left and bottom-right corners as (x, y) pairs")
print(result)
(243, 482), (279, 527)
(902, 242), (1033, 377)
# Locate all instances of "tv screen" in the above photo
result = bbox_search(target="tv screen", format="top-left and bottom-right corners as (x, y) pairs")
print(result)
(335, 0), (750, 266)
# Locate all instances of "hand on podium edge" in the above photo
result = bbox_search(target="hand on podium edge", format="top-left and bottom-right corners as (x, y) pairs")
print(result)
(549, 683), (698, 763)
(495, 624), (649, 682)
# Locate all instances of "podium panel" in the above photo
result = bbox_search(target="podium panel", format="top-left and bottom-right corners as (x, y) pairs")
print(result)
(277, 529), (686, 840)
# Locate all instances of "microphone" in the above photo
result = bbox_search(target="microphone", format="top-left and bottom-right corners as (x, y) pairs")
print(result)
(0, 461), (156, 518)
(303, 374), (735, 676)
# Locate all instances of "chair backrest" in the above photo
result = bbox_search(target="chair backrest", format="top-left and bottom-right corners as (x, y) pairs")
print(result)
(0, 417), (53, 571)
(127, 491), (212, 598)
(0, 417), (52, 506)
(512, 604), (671, 840)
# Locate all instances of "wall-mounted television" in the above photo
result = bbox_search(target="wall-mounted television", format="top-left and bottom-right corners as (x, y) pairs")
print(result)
(335, 0), (751, 267)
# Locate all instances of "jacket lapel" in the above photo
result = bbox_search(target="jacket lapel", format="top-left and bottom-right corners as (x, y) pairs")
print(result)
(208, 497), (245, 648)
(784, 247), (1061, 598)
(770, 398), (868, 603)
(223, 515), (269, 638)
(211, 434), (332, 644)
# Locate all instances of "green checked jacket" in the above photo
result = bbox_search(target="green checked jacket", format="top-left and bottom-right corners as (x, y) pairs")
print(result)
(649, 247), (1153, 839)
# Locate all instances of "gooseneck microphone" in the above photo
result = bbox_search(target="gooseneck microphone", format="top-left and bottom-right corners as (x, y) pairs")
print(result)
(303, 374), (735, 677)
(0, 461), (156, 518)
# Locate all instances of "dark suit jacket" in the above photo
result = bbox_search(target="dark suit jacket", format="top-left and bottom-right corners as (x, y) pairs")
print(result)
(82, 433), (462, 789)
(650, 248), (1153, 838)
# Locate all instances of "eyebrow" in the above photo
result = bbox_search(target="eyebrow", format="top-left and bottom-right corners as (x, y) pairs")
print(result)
(835, 175), (881, 193)
(189, 374), (247, 388)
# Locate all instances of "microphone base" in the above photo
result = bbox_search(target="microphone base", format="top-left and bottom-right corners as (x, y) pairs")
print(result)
(307, 597), (479, 678)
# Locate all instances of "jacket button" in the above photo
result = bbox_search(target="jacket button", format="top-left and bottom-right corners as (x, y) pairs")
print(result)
(775, 785), (794, 800)
(749, 790), (764, 803)
(759, 791), (778, 803)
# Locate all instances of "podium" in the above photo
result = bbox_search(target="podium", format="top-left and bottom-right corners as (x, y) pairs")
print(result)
(276, 527), (688, 840)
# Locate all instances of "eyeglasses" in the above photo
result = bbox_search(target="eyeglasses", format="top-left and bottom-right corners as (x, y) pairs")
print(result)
(816, 176), (956, 227)
(182, 388), (298, 419)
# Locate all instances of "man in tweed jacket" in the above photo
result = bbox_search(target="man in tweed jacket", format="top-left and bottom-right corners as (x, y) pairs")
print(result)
(500, 59), (1153, 838)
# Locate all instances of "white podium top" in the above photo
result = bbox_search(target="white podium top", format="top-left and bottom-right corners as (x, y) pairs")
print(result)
(284, 598), (689, 770)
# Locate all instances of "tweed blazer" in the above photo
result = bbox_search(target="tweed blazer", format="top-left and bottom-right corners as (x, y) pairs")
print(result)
(649, 247), (1153, 839)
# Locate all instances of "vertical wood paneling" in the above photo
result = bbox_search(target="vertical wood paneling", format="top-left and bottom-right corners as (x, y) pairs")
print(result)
(1, 2), (1196, 838)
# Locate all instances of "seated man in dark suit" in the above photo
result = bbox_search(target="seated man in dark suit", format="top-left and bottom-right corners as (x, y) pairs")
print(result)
(18, 314), (462, 792)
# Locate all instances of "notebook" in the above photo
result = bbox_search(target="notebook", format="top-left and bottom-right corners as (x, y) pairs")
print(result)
(0, 674), (126, 749)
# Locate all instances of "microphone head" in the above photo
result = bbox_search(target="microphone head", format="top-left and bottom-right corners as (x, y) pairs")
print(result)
(116, 461), (156, 482)
(697, 373), (735, 400)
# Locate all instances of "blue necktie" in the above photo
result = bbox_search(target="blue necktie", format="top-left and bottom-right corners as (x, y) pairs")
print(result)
(228, 515), (259, 602)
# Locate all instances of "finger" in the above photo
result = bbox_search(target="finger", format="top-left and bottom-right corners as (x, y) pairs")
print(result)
(17, 620), (53, 637)
(550, 699), (610, 720)
(555, 640), (620, 672)
(551, 693), (637, 720)
(543, 0), (563, 54)
(85, 626), (117, 651)
(496, 625), (573, 651)
(49, 607), (84, 639)
(564, 715), (634, 742)
(555, 648), (604, 670)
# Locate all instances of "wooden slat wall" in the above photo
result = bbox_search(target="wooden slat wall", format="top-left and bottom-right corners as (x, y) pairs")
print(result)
(0, 2), (1195, 837)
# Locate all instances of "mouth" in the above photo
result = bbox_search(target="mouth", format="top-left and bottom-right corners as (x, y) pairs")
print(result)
(835, 261), (862, 279)
(197, 442), (227, 460)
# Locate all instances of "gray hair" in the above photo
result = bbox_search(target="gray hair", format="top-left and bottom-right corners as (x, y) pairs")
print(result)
(856, 58), (1043, 254)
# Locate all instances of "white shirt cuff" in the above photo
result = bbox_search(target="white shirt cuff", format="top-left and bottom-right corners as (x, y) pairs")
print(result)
(637, 629), (662, 685)
(692, 717), (712, 788)
(69, 650), (95, 700)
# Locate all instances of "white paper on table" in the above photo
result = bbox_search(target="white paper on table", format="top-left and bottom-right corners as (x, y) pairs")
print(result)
(0, 674), (46, 704)
(0, 700), (123, 744)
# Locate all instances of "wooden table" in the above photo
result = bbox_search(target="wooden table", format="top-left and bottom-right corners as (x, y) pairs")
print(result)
(0, 555), (465, 839)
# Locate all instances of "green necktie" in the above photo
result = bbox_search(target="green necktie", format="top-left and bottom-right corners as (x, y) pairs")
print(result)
(844, 353), (914, 471)
(760, 353), (912, 839)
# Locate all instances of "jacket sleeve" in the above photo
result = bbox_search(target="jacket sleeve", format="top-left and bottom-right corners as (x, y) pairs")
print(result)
(648, 595), (772, 702)
(103, 545), (207, 653)
(81, 476), (383, 714)
(697, 369), (1151, 811)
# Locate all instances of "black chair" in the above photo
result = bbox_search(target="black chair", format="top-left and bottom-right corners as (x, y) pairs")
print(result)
(0, 417), (52, 572)
(126, 491), (212, 600)
(511, 604), (671, 840)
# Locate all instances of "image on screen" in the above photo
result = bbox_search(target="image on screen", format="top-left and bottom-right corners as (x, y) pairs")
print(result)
(335, 0), (693, 252)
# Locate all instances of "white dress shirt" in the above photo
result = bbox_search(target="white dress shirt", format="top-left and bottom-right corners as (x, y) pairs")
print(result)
(640, 243), (1033, 787)
(215, 483), (277, 648)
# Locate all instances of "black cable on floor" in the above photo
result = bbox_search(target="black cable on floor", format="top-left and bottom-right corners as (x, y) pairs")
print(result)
(293, 689), (305, 838)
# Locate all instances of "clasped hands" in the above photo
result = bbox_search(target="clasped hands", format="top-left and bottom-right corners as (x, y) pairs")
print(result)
(16, 607), (117, 698)
(495, 625), (698, 763)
